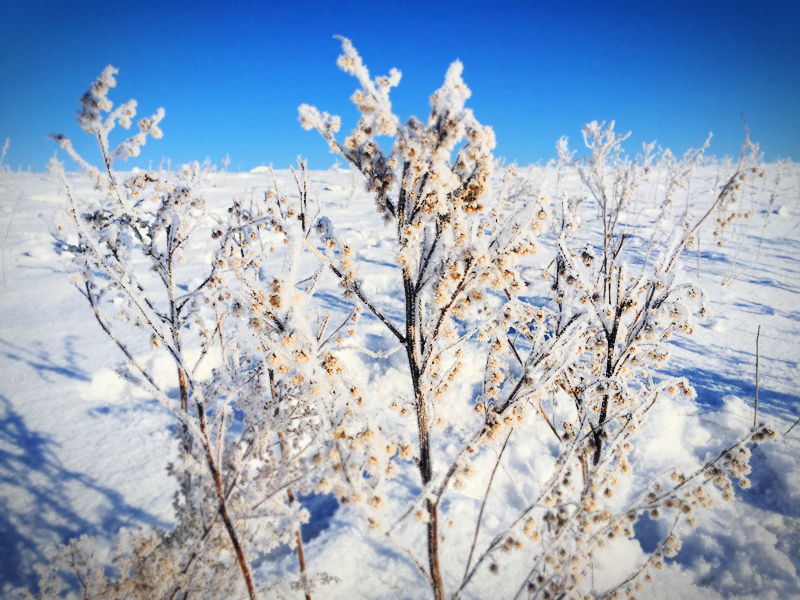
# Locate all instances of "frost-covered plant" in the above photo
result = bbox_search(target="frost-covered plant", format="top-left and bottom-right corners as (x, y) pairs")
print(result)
(27, 43), (780, 600)
(444, 128), (775, 600)
(32, 68), (336, 600)
(301, 36), (554, 600)
(300, 38), (776, 600)
(1, 137), (10, 172)
(718, 156), (796, 286)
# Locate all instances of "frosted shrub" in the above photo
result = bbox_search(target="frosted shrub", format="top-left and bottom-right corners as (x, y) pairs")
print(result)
(31, 68), (339, 599)
(300, 38), (776, 600)
(1, 137), (10, 172)
(26, 41), (778, 600)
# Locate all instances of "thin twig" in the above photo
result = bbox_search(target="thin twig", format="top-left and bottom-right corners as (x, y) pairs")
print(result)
(303, 239), (406, 344)
(696, 231), (701, 278)
(272, 370), (312, 600)
(754, 325), (761, 428)
(463, 428), (513, 580)
(385, 531), (433, 586)
(2, 190), (21, 286)
(538, 399), (561, 442)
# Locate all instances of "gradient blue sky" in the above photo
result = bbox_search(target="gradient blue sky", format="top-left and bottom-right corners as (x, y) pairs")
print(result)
(1, 0), (798, 171)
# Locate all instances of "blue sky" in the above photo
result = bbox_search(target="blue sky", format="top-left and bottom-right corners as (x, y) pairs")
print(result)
(1, 0), (798, 171)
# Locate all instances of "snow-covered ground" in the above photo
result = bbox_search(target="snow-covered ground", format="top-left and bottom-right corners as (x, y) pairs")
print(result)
(1, 163), (799, 598)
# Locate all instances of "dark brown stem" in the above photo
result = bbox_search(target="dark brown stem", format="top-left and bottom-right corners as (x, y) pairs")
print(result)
(595, 272), (625, 465)
(197, 404), (256, 600)
(178, 368), (188, 411)
(177, 366), (192, 453)
(287, 486), (311, 600)
(400, 246), (444, 599)
(593, 395), (608, 466)
(426, 499), (444, 600)
(405, 313), (444, 600)
(537, 400), (561, 443)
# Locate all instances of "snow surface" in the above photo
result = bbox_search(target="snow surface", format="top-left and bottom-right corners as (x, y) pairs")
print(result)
(1, 163), (799, 599)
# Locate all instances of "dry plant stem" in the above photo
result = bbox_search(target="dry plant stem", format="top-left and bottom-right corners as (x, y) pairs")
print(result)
(786, 416), (800, 437)
(59, 179), (188, 373)
(754, 325), (761, 428)
(720, 170), (771, 286)
(425, 497), (444, 600)
(537, 399), (561, 442)
(304, 240), (405, 343)
(307, 233), (442, 595)
(63, 166), (223, 538)
(287, 486), (311, 600)
(166, 222), (189, 412)
(49, 71), (336, 598)
(197, 403), (257, 600)
(84, 282), (162, 393)
(403, 267), (445, 600)
(178, 369), (189, 412)
(272, 370), (312, 600)
(385, 530), (434, 586)
(665, 139), (751, 273)
(2, 191), (22, 286)
(593, 266), (624, 465)
(697, 232), (701, 278)
(463, 428), (513, 580)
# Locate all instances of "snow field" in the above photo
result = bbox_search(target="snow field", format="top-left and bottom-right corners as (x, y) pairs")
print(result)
(0, 161), (799, 598)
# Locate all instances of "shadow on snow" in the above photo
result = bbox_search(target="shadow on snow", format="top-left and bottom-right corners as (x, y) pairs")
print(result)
(0, 394), (168, 592)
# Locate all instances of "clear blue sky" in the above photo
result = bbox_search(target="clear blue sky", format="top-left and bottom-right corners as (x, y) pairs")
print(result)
(1, 0), (798, 171)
